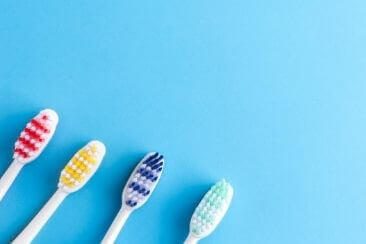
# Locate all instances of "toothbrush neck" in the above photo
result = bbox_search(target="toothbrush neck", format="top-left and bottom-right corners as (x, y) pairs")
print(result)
(184, 234), (200, 244)
(101, 206), (132, 244)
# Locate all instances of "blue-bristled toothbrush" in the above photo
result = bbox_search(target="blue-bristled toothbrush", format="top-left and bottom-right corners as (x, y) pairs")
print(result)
(101, 152), (164, 244)
(184, 179), (234, 244)
(0, 109), (59, 202)
(12, 140), (106, 243)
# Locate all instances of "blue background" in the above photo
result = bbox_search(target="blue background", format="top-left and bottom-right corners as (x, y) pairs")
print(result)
(0, 0), (365, 243)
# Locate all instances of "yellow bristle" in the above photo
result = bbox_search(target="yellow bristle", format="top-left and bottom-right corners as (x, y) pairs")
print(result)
(66, 167), (73, 174)
(83, 155), (96, 164)
(72, 158), (78, 164)
(60, 177), (74, 187)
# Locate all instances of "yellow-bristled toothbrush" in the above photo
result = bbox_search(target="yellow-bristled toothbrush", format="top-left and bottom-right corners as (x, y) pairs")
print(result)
(12, 140), (106, 244)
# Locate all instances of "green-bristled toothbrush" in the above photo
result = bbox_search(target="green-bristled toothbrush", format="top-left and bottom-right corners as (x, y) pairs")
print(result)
(184, 179), (234, 244)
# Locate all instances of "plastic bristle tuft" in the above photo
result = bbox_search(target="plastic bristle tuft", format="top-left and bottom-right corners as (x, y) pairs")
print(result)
(13, 109), (58, 164)
(58, 141), (106, 193)
(123, 152), (164, 209)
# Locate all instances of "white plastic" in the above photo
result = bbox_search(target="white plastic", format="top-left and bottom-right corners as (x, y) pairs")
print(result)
(101, 207), (131, 244)
(184, 234), (200, 244)
(12, 189), (68, 243)
(0, 160), (23, 202)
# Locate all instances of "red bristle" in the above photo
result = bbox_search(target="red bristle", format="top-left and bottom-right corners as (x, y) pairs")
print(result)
(18, 137), (37, 151)
(15, 148), (29, 158)
(24, 128), (43, 142)
(30, 119), (48, 132)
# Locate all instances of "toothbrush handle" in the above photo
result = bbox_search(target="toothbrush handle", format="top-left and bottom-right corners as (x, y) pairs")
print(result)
(13, 189), (68, 244)
(0, 160), (23, 202)
(184, 234), (200, 244)
(101, 207), (131, 244)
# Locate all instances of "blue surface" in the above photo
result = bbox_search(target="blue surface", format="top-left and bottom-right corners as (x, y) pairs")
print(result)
(0, 0), (366, 243)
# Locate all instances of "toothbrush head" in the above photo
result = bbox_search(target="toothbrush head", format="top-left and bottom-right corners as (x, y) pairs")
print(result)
(122, 152), (164, 209)
(58, 141), (106, 193)
(13, 109), (59, 164)
(189, 179), (234, 239)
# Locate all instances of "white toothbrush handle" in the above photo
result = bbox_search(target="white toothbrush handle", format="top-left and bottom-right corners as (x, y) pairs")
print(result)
(101, 207), (131, 244)
(13, 189), (68, 244)
(184, 234), (200, 244)
(0, 160), (23, 202)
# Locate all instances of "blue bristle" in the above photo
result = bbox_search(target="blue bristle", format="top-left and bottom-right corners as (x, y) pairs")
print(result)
(129, 182), (136, 188)
(148, 155), (163, 166)
(143, 152), (159, 164)
(152, 162), (163, 170)
(152, 176), (158, 182)
(143, 190), (150, 196)
(157, 167), (163, 172)
(147, 173), (154, 179)
(133, 185), (140, 191)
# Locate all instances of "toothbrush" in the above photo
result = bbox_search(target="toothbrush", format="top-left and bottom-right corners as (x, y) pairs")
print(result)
(101, 152), (164, 244)
(0, 109), (59, 202)
(184, 179), (234, 244)
(12, 140), (106, 244)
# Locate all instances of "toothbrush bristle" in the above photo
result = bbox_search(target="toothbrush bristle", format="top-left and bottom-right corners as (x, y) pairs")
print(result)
(123, 152), (164, 209)
(189, 179), (234, 238)
(58, 141), (106, 193)
(13, 109), (58, 164)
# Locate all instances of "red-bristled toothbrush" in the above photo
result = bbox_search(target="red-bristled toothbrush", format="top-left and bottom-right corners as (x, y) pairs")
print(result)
(0, 109), (59, 202)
